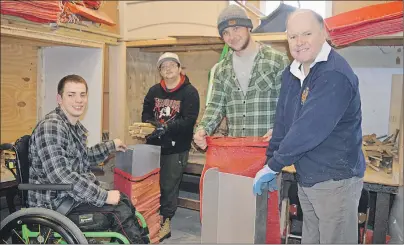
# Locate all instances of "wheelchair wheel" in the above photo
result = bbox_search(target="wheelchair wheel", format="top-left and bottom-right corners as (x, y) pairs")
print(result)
(0, 207), (88, 244)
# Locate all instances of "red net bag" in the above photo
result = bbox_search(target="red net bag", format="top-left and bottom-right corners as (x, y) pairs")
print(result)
(199, 136), (280, 244)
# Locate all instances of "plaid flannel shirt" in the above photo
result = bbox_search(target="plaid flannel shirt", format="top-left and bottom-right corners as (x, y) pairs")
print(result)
(28, 107), (116, 209)
(198, 43), (290, 137)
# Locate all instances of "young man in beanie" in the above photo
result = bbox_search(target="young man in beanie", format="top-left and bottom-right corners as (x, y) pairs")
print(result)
(253, 10), (365, 243)
(142, 52), (200, 242)
(193, 4), (290, 148)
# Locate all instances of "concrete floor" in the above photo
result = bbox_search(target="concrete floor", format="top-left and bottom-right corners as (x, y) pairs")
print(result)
(162, 208), (201, 244)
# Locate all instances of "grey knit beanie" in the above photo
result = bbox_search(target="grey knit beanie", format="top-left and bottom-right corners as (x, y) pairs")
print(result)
(217, 4), (253, 37)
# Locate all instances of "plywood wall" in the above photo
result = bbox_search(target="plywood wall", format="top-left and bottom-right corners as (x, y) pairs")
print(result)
(125, 49), (223, 143)
(103, 45), (110, 134)
(177, 51), (221, 123)
(99, 1), (120, 34)
(126, 48), (160, 144)
(389, 75), (403, 135)
(1, 37), (38, 143)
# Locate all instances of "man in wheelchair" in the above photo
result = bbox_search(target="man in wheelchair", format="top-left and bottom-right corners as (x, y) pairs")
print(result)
(27, 74), (147, 244)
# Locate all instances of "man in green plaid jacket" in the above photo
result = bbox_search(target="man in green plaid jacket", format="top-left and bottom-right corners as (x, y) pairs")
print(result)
(194, 4), (290, 149)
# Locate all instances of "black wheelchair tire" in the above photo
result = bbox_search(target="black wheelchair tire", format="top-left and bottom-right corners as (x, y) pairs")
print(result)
(0, 207), (88, 244)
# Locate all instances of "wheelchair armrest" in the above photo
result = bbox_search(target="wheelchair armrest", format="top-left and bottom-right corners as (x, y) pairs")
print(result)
(18, 184), (73, 191)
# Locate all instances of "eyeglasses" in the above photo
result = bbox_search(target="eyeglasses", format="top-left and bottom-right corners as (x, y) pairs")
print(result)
(160, 63), (178, 71)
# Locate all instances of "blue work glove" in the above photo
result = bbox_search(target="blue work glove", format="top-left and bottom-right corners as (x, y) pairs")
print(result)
(253, 164), (278, 195)
(146, 120), (168, 140)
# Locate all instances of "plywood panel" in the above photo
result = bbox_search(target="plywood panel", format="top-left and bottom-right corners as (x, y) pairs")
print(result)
(42, 47), (103, 147)
(102, 92), (109, 133)
(126, 48), (160, 144)
(1, 37), (38, 143)
(177, 51), (221, 124)
(399, 77), (404, 186)
(332, 1), (393, 16)
(389, 75), (403, 135)
(109, 43), (127, 142)
(98, 0), (120, 34)
(102, 45), (109, 133)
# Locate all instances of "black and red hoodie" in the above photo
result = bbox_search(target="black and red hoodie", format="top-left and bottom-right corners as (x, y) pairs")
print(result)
(142, 75), (200, 155)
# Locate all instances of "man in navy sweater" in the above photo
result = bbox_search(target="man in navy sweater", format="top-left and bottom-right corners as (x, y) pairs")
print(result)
(253, 9), (366, 243)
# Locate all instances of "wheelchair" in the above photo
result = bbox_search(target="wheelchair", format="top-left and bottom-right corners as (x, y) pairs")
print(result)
(0, 135), (149, 244)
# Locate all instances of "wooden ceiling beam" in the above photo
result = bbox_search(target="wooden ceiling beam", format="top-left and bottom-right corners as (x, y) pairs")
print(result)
(140, 44), (225, 53)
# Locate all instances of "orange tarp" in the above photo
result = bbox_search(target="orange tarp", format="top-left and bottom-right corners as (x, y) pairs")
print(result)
(324, 1), (403, 46)
(65, 2), (115, 26)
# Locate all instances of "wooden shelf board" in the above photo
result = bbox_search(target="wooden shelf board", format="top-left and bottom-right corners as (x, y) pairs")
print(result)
(1, 25), (104, 48)
(125, 33), (288, 48)
(126, 32), (402, 49)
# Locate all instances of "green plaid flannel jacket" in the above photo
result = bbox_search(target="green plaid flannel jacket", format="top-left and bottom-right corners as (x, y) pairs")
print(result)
(198, 43), (290, 137)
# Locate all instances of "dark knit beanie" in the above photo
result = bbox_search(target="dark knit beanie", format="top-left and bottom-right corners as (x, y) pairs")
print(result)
(217, 4), (253, 37)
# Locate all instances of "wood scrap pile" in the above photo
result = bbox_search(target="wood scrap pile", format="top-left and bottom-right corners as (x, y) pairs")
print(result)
(362, 130), (399, 174)
(129, 123), (155, 139)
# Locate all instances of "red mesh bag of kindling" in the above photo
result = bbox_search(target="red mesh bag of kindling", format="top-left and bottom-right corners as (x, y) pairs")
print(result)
(199, 136), (280, 244)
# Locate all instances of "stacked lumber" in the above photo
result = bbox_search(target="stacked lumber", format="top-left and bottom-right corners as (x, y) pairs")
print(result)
(362, 131), (399, 174)
(324, 1), (403, 46)
(129, 123), (156, 139)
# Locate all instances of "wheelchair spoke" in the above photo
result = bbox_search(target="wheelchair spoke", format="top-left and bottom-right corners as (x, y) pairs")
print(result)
(56, 237), (64, 244)
(12, 229), (27, 244)
(44, 228), (52, 244)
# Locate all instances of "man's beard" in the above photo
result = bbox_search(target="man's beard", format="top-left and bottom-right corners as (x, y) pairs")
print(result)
(229, 35), (251, 52)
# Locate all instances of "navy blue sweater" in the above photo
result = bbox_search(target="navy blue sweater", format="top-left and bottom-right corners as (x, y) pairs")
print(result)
(267, 49), (366, 187)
